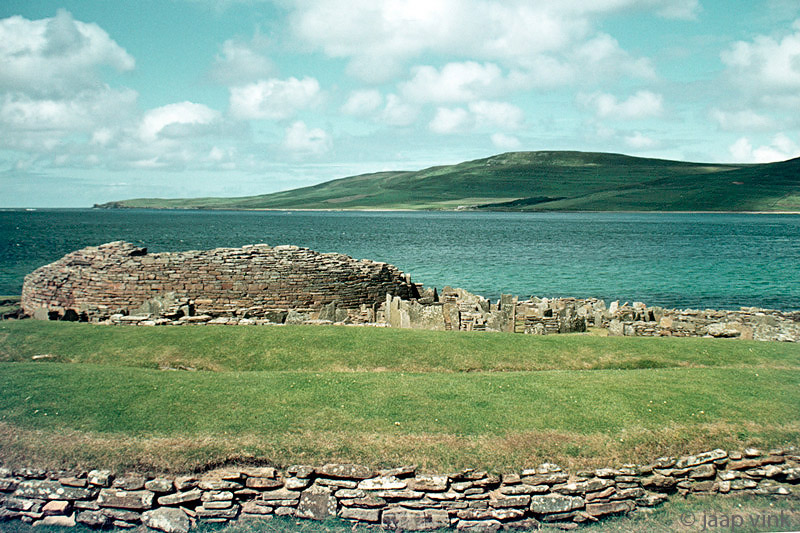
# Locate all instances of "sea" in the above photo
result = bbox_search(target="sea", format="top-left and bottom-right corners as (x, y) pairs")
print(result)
(1, 209), (799, 311)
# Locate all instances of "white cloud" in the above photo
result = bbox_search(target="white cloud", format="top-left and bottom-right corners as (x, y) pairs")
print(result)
(625, 131), (657, 149)
(0, 10), (134, 96)
(380, 94), (420, 126)
(578, 90), (664, 119)
(282, 120), (332, 156)
(429, 107), (473, 134)
(210, 34), (273, 84)
(341, 89), (383, 116)
(229, 77), (321, 120)
(428, 100), (524, 134)
(491, 132), (522, 150)
(286, 0), (668, 82)
(710, 109), (775, 132)
(729, 134), (800, 163)
(721, 19), (800, 93)
(138, 102), (221, 141)
(400, 62), (505, 103)
(469, 101), (524, 129)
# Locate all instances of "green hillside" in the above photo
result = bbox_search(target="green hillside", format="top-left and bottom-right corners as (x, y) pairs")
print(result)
(95, 151), (800, 211)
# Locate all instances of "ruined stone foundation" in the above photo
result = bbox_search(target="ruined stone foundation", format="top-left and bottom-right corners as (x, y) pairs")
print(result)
(21, 241), (418, 323)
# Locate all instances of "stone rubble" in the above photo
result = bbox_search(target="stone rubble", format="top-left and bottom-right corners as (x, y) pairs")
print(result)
(0, 448), (797, 531)
(18, 241), (799, 341)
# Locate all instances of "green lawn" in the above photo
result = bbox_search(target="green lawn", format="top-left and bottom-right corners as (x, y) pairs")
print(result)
(0, 321), (798, 474)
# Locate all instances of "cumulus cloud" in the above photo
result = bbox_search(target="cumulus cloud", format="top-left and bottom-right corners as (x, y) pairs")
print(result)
(138, 102), (221, 141)
(209, 34), (273, 84)
(625, 131), (658, 149)
(721, 19), (800, 93)
(380, 94), (420, 126)
(341, 89), (383, 116)
(428, 100), (524, 134)
(729, 134), (800, 163)
(710, 109), (775, 132)
(282, 120), (332, 156)
(0, 10), (134, 96)
(429, 107), (472, 134)
(286, 0), (668, 82)
(400, 62), (506, 103)
(491, 132), (522, 150)
(578, 90), (664, 119)
(229, 77), (321, 120)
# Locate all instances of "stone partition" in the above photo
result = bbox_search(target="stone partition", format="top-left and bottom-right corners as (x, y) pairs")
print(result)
(0, 448), (796, 532)
(21, 241), (419, 323)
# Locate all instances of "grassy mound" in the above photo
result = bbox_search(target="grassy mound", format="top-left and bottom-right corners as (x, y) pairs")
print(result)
(95, 151), (800, 212)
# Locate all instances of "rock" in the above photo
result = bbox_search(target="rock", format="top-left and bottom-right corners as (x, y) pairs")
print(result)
(197, 479), (242, 491)
(241, 467), (277, 479)
(295, 486), (337, 520)
(245, 477), (283, 490)
(144, 478), (174, 493)
(76, 510), (111, 528)
(58, 477), (87, 488)
(674, 449), (727, 469)
(158, 489), (202, 506)
(456, 519), (502, 532)
(97, 489), (154, 510)
(358, 476), (407, 490)
(36, 514), (76, 527)
(241, 502), (274, 515)
(339, 507), (381, 522)
(86, 470), (113, 487)
(489, 495), (530, 508)
(141, 507), (191, 533)
(409, 474), (448, 492)
(689, 464), (716, 479)
(287, 465), (316, 479)
(0, 478), (19, 492)
(13, 480), (93, 501)
(585, 500), (634, 517)
(529, 494), (584, 515)
(641, 475), (676, 490)
(318, 464), (373, 480)
(201, 490), (233, 502)
(284, 477), (311, 490)
(381, 508), (450, 531)
(41, 500), (71, 515)
(195, 505), (239, 519)
(101, 508), (142, 522)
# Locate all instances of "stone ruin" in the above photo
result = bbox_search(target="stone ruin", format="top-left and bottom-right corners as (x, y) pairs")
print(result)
(19, 241), (800, 341)
(20, 241), (418, 325)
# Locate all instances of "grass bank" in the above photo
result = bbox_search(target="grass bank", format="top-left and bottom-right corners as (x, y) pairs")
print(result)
(2, 321), (797, 372)
(0, 321), (798, 474)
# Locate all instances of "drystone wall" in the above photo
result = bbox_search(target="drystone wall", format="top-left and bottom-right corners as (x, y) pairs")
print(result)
(21, 241), (418, 323)
(0, 448), (797, 532)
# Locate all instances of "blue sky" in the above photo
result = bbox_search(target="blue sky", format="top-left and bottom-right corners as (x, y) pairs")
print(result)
(2, 0), (800, 207)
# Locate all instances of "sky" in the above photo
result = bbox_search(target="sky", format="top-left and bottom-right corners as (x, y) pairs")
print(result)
(2, 0), (800, 207)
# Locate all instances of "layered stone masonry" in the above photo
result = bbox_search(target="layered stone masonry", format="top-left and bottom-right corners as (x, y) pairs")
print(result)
(21, 241), (418, 323)
(19, 242), (800, 341)
(0, 448), (796, 532)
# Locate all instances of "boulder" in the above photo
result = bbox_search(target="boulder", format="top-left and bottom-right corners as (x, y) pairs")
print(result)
(97, 488), (154, 510)
(529, 494), (584, 515)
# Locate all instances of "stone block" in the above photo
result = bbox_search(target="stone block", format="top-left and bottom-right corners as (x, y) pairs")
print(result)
(295, 486), (336, 520)
(529, 494), (584, 515)
(97, 488), (154, 510)
(141, 507), (190, 533)
(13, 480), (93, 501)
(381, 508), (450, 531)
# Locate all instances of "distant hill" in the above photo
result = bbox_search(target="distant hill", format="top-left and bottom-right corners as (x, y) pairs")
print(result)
(95, 151), (800, 212)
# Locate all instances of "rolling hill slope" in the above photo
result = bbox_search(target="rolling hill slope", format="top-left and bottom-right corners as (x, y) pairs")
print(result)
(95, 151), (800, 212)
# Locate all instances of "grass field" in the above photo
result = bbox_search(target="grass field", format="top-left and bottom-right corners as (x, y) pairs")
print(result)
(95, 151), (800, 212)
(0, 321), (798, 476)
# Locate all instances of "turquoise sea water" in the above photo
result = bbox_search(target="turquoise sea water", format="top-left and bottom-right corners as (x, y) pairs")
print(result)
(1, 209), (798, 310)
